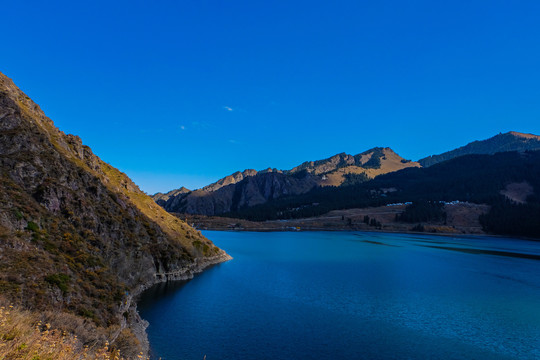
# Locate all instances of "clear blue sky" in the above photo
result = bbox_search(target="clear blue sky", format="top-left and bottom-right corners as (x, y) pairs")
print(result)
(3, 1), (540, 193)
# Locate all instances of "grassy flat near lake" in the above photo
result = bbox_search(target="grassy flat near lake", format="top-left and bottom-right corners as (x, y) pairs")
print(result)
(177, 202), (489, 235)
(0, 302), (146, 360)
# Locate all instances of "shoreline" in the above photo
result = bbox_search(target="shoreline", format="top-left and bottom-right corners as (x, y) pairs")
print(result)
(198, 227), (540, 242)
(123, 251), (233, 355)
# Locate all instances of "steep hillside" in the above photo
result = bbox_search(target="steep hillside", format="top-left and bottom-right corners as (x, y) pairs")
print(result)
(155, 147), (419, 215)
(0, 72), (230, 357)
(418, 131), (540, 167)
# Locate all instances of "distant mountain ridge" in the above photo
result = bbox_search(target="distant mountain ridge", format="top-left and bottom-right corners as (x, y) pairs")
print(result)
(153, 147), (419, 215)
(154, 131), (540, 219)
(288, 147), (387, 174)
(202, 168), (262, 192)
(223, 150), (540, 238)
(418, 131), (540, 167)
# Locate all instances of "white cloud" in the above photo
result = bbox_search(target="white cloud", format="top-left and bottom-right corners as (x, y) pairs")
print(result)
(224, 106), (234, 111)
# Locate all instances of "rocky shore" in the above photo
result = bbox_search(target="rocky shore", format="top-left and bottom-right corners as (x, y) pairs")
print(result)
(123, 252), (233, 355)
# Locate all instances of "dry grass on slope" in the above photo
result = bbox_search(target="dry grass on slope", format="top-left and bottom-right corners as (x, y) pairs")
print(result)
(319, 149), (421, 187)
(500, 181), (534, 204)
(0, 302), (149, 360)
(99, 162), (206, 254)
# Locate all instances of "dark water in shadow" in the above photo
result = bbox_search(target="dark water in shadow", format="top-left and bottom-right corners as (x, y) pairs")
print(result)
(138, 231), (540, 360)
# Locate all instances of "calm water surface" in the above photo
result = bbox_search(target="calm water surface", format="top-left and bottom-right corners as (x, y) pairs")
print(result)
(138, 231), (540, 360)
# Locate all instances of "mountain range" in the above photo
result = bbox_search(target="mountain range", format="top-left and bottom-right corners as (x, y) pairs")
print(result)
(418, 131), (540, 166)
(0, 72), (229, 357)
(153, 147), (420, 215)
(154, 131), (540, 218)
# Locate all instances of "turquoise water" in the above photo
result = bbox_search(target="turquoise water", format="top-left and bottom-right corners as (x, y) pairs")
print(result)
(138, 231), (540, 360)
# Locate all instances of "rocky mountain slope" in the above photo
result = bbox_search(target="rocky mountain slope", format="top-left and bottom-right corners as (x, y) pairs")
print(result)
(418, 131), (540, 167)
(287, 147), (420, 186)
(154, 147), (419, 215)
(202, 168), (260, 192)
(153, 186), (191, 205)
(0, 72), (230, 357)
(154, 169), (277, 207)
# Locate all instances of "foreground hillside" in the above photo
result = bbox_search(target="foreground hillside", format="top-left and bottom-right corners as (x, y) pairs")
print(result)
(154, 147), (419, 215)
(0, 72), (230, 358)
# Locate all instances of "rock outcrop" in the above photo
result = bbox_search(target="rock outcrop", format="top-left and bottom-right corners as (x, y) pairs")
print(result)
(202, 168), (259, 192)
(153, 186), (191, 206)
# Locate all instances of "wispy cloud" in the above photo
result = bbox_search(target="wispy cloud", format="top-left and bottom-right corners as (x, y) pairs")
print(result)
(228, 139), (239, 144)
(180, 125), (185, 130)
(224, 106), (234, 112)
(191, 120), (213, 129)
(139, 128), (164, 134)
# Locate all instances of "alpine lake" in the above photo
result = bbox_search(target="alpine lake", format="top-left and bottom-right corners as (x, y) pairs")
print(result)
(138, 231), (540, 360)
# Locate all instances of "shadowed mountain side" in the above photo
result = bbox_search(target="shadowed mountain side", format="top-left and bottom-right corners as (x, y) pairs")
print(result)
(419, 131), (540, 167)
(161, 172), (320, 216)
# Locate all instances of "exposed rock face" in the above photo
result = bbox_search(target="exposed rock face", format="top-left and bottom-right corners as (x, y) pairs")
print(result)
(202, 169), (259, 192)
(153, 186), (191, 206)
(0, 71), (230, 357)
(419, 131), (540, 167)
(155, 147), (419, 215)
(288, 152), (358, 175)
(286, 147), (406, 175)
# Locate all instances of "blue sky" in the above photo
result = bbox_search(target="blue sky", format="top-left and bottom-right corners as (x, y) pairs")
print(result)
(3, 1), (540, 193)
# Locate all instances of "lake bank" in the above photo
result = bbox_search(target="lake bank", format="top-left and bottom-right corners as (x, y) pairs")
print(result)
(130, 252), (232, 354)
